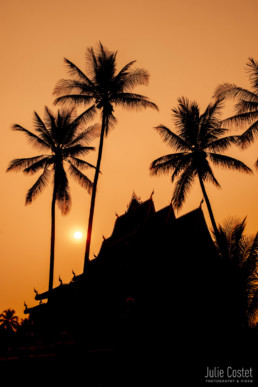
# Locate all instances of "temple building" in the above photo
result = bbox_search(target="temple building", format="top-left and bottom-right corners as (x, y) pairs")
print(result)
(4, 193), (255, 382)
(24, 193), (220, 354)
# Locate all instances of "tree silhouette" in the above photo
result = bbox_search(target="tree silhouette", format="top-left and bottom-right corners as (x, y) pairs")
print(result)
(214, 57), (258, 168)
(53, 42), (158, 270)
(216, 218), (258, 327)
(7, 107), (96, 292)
(0, 309), (19, 333)
(150, 97), (252, 239)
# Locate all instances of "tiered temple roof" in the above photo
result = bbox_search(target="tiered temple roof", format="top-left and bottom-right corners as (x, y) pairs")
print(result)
(25, 193), (215, 313)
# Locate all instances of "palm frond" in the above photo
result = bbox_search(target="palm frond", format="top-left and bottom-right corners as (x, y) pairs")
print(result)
(53, 78), (95, 97)
(172, 164), (195, 209)
(116, 67), (150, 90)
(63, 58), (94, 87)
(235, 99), (258, 114)
(243, 232), (258, 276)
(101, 110), (118, 135)
(67, 123), (100, 147)
(208, 153), (253, 174)
(150, 153), (189, 176)
(56, 188), (71, 215)
(69, 157), (96, 170)
(6, 156), (45, 172)
(201, 98), (224, 122)
(214, 83), (258, 102)
(171, 153), (193, 181)
(255, 157), (258, 170)
(198, 158), (221, 188)
(199, 99), (225, 142)
(23, 157), (52, 174)
(68, 161), (93, 193)
(86, 43), (117, 86)
(113, 93), (158, 111)
(154, 125), (191, 151)
(64, 144), (95, 158)
(33, 111), (55, 148)
(54, 165), (71, 215)
(239, 120), (258, 148)
(12, 124), (50, 150)
(85, 46), (98, 79)
(26, 168), (51, 204)
(54, 94), (94, 107)
(205, 135), (239, 152)
(172, 97), (200, 145)
(246, 57), (258, 91)
(72, 105), (97, 127)
(230, 219), (247, 264)
(199, 127), (229, 149)
(113, 60), (136, 88)
(221, 111), (258, 128)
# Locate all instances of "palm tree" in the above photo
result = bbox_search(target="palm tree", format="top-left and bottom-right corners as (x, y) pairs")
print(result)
(150, 97), (252, 240)
(7, 107), (96, 292)
(53, 42), (158, 270)
(0, 309), (19, 333)
(214, 57), (258, 168)
(216, 218), (258, 327)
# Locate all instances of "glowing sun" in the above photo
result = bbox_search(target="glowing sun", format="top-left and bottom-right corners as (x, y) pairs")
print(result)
(74, 231), (83, 240)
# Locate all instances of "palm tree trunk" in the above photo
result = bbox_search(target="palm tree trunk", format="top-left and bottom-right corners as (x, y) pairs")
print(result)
(197, 172), (220, 241)
(49, 184), (56, 293)
(84, 109), (107, 272)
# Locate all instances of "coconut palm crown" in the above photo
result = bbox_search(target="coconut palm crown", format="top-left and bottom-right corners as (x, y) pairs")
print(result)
(150, 97), (252, 239)
(7, 107), (97, 291)
(0, 309), (19, 333)
(53, 42), (158, 269)
(214, 57), (258, 168)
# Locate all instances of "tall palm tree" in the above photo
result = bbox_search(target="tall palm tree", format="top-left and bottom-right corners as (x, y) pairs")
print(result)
(53, 42), (158, 270)
(0, 309), (19, 333)
(214, 57), (258, 168)
(7, 107), (96, 292)
(216, 218), (258, 327)
(150, 97), (252, 240)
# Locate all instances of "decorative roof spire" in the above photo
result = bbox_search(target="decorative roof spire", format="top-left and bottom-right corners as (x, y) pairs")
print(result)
(127, 191), (142, 213)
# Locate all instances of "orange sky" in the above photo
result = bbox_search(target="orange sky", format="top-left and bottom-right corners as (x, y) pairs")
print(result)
(1, 0), (258, 318)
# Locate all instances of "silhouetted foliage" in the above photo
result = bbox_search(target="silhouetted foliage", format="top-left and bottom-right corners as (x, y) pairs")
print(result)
(0, 309), (19, 333)
(150, 97), (252, 239)
(53, 42), (158, 268)
(216, 218), (258, 327)
(7, 107), (97, 291)
(214, 57), (258, 168)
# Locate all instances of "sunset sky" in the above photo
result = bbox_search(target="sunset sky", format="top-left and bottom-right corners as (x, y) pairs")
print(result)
(1, 0), (258, 318)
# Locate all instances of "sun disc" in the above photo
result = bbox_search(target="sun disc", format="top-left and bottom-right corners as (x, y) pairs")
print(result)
(74, 231), (82, 239)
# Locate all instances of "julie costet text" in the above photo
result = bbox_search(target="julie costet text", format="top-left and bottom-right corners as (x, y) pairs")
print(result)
(205, 366), (253, 379)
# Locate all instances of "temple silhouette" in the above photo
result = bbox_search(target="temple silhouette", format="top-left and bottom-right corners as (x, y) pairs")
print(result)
(2, 193), (256, 384)
(24, 193), (219, 354)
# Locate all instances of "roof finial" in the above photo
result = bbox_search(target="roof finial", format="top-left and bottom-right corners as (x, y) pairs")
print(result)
(59, 275), (63, 286)
(150, 189), (154, 199)
(199, 198), (204, 208)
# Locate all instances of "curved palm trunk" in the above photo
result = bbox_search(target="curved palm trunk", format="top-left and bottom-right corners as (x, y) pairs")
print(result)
(84, 109), (107, 272)
(197, 172), (220, 241)
(48, 184), (57, 293)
